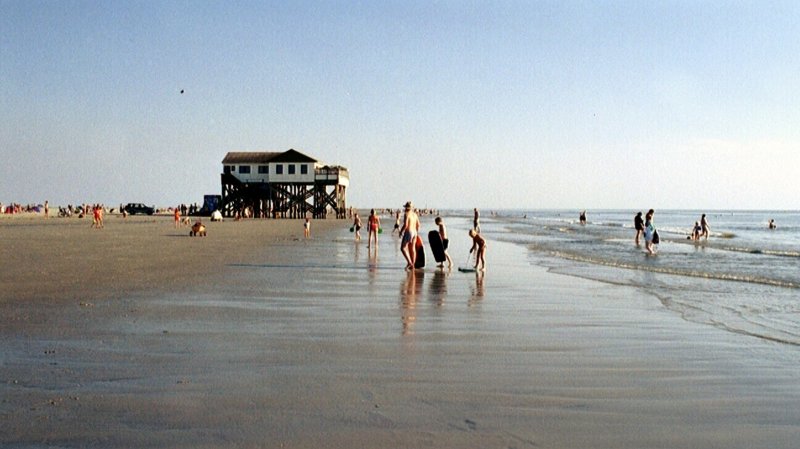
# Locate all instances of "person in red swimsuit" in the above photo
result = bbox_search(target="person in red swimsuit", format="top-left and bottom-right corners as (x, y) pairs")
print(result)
(367, 209), (381, 248)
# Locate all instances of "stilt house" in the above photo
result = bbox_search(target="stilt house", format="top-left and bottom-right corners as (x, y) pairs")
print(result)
(221, 149), (348, 219)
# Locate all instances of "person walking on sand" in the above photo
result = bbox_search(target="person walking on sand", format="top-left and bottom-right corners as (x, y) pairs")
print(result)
(469, 229), (487, 271)
(304, 217), (311, 239)
(399, 201), (420, 270)
(644, 209), (657, 254)
(353, 212), (362, 241)
(174, 207), (181, 228)
(44, 200), (49, 219)
(634, 211), (644, 245)
(700, 213), (710, 240)
(367, 209), (381, 248)
(473, 208), (481, 233)
(435, 216), (453, 268)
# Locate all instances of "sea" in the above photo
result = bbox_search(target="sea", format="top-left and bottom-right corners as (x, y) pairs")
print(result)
(447, 209), (800, 346)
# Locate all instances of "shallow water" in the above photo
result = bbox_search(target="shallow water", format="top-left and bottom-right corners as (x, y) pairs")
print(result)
(451, 209), (800, 346)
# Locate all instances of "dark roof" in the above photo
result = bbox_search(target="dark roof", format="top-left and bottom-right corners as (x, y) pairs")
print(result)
(222, 149), (319, 164)
(269, 149), (318, 163)
(222, 152), (282, 164)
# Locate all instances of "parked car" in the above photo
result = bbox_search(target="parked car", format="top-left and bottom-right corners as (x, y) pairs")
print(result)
(124, 203), (155, 215)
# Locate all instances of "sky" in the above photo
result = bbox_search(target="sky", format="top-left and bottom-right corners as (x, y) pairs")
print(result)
(2, 0), (799, 210)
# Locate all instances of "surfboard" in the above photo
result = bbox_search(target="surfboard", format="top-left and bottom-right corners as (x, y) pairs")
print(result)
(428, 230), (446, 264)
(414, 236), (426, 269)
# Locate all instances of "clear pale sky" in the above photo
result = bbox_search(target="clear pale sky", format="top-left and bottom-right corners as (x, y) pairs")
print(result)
(2, 1), (799, 210)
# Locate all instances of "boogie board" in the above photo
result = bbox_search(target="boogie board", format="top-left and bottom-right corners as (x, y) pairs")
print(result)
(428, 230), (447, 264)
(414, 236), (426, 269)
(458, 253), (476, 272)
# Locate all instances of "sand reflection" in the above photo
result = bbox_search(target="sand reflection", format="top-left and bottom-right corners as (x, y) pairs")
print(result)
(468, 271), (485, 307)
(428, 269), (449, 306)
(400, 270), (424, 336)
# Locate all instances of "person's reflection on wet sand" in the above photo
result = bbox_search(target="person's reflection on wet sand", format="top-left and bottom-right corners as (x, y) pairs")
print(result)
(354, 239), (361, 264)
(468, 270), (485, 307)
(368, 243), (379, 269)
(428, 269), (448, 307)
(400, 270), (424, 336)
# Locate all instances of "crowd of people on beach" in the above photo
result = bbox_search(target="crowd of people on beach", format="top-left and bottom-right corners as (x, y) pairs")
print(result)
(347, 203), (487, 272)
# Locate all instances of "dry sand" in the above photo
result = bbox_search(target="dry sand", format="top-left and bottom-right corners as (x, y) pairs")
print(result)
(0, 214), (337, 303)
(2, 214), (799, 448)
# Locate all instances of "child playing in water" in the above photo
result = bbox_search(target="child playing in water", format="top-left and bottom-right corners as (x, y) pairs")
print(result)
(353, 213), (362, 242)
(691, 221), (702, 241)
(468, 229), (487, 271)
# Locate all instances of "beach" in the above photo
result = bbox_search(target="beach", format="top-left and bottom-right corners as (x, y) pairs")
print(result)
(2, 213), (799, 448)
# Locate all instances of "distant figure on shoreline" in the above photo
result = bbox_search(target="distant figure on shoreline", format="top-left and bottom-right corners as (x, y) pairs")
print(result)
(700, 213), (710, 240)
(644, 209), (657, 254)
(579, 210), (587, 225)
(469, 229), (487, 271)
(768, 219), (777, 229)
(634, 211), (644, 245)
(91, 204), (104, 229)
(393, 211), (401, 235)
(304, 217), (311, 239)
(400, 201), (420, 270)
(473, 208), (481, 233)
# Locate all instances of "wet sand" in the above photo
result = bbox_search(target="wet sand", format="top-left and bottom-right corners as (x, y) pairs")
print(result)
(2, 216), (799, 448)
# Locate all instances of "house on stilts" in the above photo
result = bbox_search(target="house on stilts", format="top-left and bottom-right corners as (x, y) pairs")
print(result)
(221, 149), (348, 219)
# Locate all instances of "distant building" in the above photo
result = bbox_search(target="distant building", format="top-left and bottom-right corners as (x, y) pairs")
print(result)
(221, 149), (348, 219)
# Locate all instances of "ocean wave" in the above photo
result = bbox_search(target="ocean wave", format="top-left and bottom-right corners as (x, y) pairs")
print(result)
(717, 246), (800, 258)
(542, 249), (799, 289)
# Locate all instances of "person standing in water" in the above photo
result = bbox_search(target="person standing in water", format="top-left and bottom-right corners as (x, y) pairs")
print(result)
(700, 213), (710, 240)
(644, 209), (657, 255)
(634, 211), (644, 245)
(473, 208), (481, 233)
